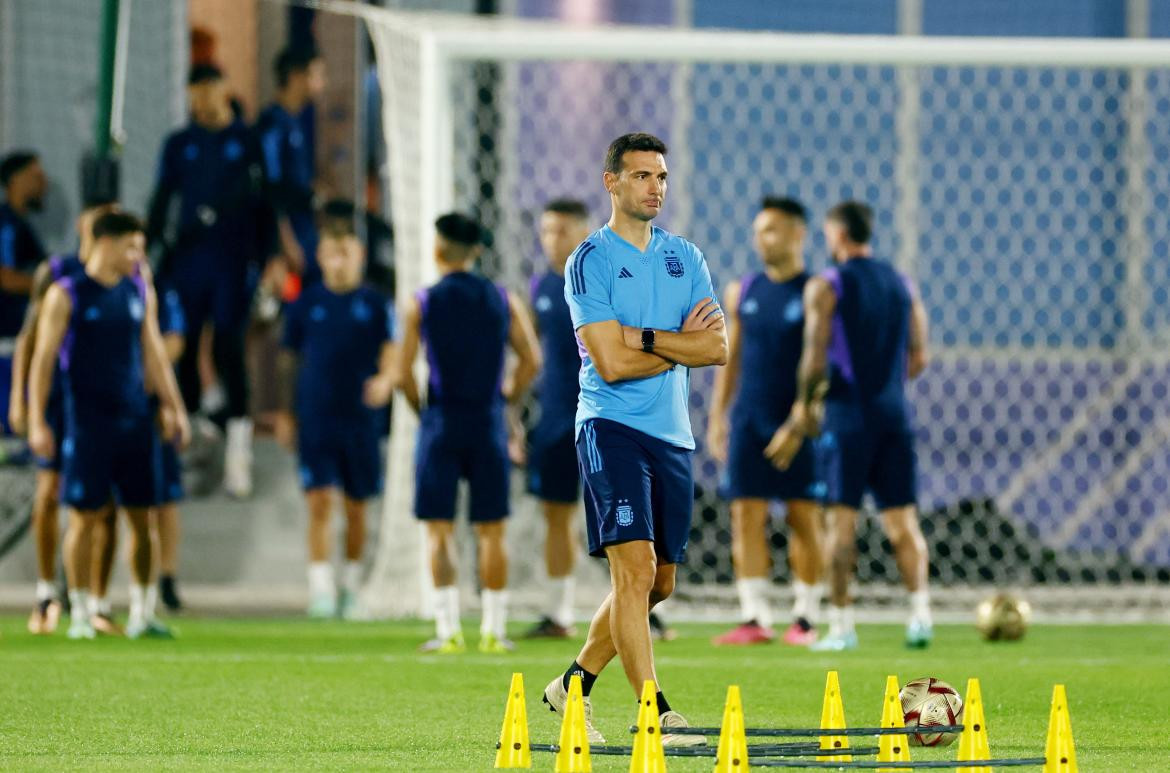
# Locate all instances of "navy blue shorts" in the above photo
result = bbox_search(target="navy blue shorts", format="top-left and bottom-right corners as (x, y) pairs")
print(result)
(527, 428), (580, 504)
(298, 419), (383, 500)
(722, 416), (822, 502)
(62, 411), (160, 510)
(158, 437), (185, 504)
(578, 418), (693, 565)
(815, 423), (917, 510)
(414, 409), (509, 522)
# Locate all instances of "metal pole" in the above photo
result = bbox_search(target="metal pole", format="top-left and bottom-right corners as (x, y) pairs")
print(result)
(94, 0), (121, 158)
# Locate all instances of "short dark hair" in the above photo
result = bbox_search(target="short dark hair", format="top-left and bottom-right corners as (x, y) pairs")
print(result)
(320, 198), (357, 238)
(604, 133), (667, 174)
(0, 151), (38, 188)
(188, 64), (223, 86)
(543, 198), (589, 220)
(91, 211), (145, 240)
(761, 196), (808, 224)
(275, 46), (321, 88)
(435, 212), (482, 247)
(826, 200), (873, 244)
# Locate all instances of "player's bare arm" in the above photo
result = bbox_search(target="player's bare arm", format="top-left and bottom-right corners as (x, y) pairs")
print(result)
(7, 260), (55, 434)
(627, 296), (728, 368)
(705, 280), (742, 463)
(393, 295), (423, 415)
(578, 319), (674, 384)
(141, 282), (191, 449)
(273, 347), (299, 449)
(907, 293), (929, 379)
(765, 276), (834, 470)
(362, 340), (399, 409)
(26, 283), (71, 460)
(502, 290), (542, 403)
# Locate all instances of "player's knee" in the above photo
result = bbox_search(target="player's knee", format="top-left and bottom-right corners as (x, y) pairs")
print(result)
(612, 558), (657, 597)
(649, 573), (675, 605)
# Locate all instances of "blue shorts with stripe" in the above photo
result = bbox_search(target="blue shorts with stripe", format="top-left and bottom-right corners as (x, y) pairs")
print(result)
(577, 418), (693, 565)
(527, 426), (580, 504)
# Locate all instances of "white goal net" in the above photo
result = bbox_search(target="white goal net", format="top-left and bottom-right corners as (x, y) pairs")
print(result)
(335, 3), (1170, 621)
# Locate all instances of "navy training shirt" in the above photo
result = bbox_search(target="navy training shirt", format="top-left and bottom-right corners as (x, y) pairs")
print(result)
(730, 270), (808, 434)
(283, 283), (394, 421)
(0, 203), (47, 337)
(57, 271), (150, 421)
(417, 271), (510, 417)
(530, 270), (580, 440)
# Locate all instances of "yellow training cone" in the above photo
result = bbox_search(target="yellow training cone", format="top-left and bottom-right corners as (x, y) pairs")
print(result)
(956, 678), (991, 773)
(494, 673), (531, 768)
(554, 675), (592, 772)
(1042, 685), (1078, 773)
(713, 685), (749, 773)
(817, 671), (851, 762)
(877, 675), (911, 771)
(630, 680), (666, 773)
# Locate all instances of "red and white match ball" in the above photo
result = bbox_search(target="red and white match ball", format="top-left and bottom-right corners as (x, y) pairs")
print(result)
(899, 677), (965, 747)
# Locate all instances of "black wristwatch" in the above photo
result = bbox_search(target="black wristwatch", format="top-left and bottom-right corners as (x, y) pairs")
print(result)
(641, 328), (656, 353)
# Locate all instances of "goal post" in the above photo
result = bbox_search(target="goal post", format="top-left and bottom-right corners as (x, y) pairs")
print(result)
(322, 1), (1170, 620)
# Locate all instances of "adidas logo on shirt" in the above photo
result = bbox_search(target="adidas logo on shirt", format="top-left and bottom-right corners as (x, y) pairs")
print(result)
(618, 267), (634, 279)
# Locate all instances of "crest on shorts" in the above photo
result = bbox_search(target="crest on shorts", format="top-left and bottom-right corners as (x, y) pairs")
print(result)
(616, 502), (635, 527)
(664, 251), (685, 278)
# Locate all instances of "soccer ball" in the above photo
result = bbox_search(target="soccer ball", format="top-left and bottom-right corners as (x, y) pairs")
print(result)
(975, 593), (1032, 641)
(899, 677), (964, 747)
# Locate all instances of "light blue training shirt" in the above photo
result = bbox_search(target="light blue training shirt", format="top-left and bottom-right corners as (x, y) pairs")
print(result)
(565, 224), (718, 450)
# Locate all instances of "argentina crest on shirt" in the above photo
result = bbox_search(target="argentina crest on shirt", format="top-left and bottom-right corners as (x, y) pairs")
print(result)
(664, 249), (685, 278)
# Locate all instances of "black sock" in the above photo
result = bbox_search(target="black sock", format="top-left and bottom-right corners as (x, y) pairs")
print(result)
(562, 661), (598, 696)
(656, 691), (672, 715)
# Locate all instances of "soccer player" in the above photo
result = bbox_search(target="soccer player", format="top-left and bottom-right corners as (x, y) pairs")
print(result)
(1, 151), (48, 440)
(541, 133), (727, 745)
(276, 201), (396, 620)
(708, 197), (824, 647)
(27, 211), (190, 640)
(396, 213), (541, 654)
(155, 282), (188, 612)
(256, 46), (327, 286)
(147, 64), (268, 499)
(9, 202), (111, 634)
(522, 198), (590, 639)
(766, 201), (932, 651)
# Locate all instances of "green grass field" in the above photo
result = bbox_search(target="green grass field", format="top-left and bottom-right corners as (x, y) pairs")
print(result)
(1, 617), (1165, 771)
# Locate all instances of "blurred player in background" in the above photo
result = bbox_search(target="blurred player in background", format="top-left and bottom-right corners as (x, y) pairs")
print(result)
(9, 202), (114, 633)
(766, 201), (931, 651)
(276, 201), (396, 620)
(708, 196), (824, 647)
(147, 64), (269, 499)
(543, 133), (726, 746)
(28, 212), (190, 640)
(154, 283), (188, 612)
(257, 46), (327, 287)
(1, 151), (48, 444)
(396, 213), (541, 654)
(521, 198), (590, 639)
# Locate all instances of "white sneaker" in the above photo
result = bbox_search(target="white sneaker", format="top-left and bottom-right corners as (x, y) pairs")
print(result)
(67, 616), (96, 640)
(224, 418), (253, 498)
(542, 676), (606, 744)
(127, 617), (174, 639)
(308, 593), (337, 619)
(338, 590), (365, 621)
(660, 710), (706, 747)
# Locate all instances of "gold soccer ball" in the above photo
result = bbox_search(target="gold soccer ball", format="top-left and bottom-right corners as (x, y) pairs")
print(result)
(975, 592), (1032, 641)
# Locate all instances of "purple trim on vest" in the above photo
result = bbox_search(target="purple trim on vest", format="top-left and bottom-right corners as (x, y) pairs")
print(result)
(738, 271), (764, 312)
(48, 255), (64, 280)
(820, 267), (855, 385)
(899, 271), (918, 300)
(57, 276), (78, 372)
(131, 272), (148, 304)
(529, 272), (542, 303)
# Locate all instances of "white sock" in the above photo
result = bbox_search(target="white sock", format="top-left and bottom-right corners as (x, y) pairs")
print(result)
(808, 583), (824, 624)
(434, 585), (460, 640)
(481, 589), (508, 639)
(826, 604), (855, 638)
(36, 579), (56, 603)
(735, 578), (757, 623)
(88, 595), (100, 617)
(547, 576), (575, 628)
(69, 590), (90, 622)
(792, 580), (812, 621)
(129, 584), (147, 625)
(144, 585), (158, 620)
(910, 589), (932, 626)
(95, 596), (112, 616)
(342, 561), (362, 594)
(739, 577), (772, 629)
(308, 562), (335, 599)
